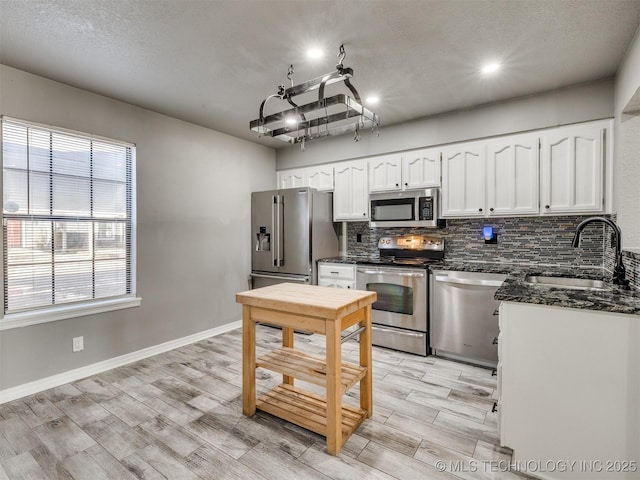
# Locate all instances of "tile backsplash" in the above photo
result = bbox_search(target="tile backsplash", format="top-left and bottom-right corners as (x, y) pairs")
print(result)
(346, 215), (614, 268)
(608, 249), (640, 290)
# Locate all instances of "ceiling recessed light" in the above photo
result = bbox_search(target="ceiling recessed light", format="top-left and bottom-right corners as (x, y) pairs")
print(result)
(481, 62), (501, 74)
(307, 48), (323, 59)
(365, 95), (379, 105)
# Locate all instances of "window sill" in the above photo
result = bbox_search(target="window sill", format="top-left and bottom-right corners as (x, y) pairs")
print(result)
(0, 297), (142, 330)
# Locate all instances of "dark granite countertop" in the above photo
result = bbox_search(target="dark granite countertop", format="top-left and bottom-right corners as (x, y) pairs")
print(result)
(318, 256), (366, 265)
(495, 267), (640, 316)
(427, 261), (517, 275)
(318, 257), (640, 316)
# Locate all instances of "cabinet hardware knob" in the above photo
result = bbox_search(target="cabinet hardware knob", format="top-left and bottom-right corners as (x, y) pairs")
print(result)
(545, 205), (550, 209)
(489, 208), (494, 212)
(404, 183), (408, 186)
(395, 183), (399, 187)
(363, 212), (366, 216)
(479, 208), (483, 212)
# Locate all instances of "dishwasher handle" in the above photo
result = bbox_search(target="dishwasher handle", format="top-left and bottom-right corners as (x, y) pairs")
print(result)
(434, 274), (504, 287)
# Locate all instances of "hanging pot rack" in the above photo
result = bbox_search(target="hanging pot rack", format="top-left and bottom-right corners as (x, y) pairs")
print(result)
(249, 45), (380, 148)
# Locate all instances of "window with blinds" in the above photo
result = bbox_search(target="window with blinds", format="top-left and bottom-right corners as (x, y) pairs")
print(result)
(1, 118), (135, 315)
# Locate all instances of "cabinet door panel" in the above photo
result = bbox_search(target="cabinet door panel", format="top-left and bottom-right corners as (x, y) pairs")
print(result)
(487, 134), (538, 216)
(278, 169), (306, 189)
(307, 165), (334, 191)
(549, 137), (572, 210)
(441, 143), (485, 217)
(333, 160), (369, 221)
(514, 144), (538, 211)
(350, 162), (369, 218)
(402, 148), (441, 189)
(491, 145), (513, 212)
(574, 135), (600, 209)
(333, 165), (352, 220)
(368, 155), (401, 192)
(541, 124), (603, 214)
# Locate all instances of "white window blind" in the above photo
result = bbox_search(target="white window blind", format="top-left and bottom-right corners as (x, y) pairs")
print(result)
(1, 118), (135, 315)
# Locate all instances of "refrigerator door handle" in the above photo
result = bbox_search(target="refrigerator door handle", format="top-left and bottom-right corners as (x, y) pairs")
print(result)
(271, 195), (277, 267)
(276, 195), (284, 267)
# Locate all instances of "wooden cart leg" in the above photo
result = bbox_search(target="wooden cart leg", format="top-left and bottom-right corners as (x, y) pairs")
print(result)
(282, 326), (294, 385)
(242, 305), (256, 416)
(359, 305), (373, 417)
(325, 318), (342, 455)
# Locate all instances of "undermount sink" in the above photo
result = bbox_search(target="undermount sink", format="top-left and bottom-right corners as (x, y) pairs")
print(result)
(524, 275), (611, 291)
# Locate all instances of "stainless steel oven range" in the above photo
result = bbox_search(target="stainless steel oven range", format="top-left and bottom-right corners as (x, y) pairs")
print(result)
(355, 235), (444, 356)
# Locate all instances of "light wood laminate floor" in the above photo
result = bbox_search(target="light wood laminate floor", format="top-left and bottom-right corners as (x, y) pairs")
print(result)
(0, 326), (532, 479)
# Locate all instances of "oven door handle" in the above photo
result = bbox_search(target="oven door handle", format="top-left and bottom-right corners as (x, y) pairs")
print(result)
(371, 326), (425, 338)
(357, 268), (425, 278)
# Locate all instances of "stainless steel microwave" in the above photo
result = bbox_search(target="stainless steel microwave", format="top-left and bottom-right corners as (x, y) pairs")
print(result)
(370, 188), (439, 228)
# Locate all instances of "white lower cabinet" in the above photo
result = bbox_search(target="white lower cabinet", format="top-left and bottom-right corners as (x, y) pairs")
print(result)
(499, 301), (640, 479)
(317, 263), (356, 289)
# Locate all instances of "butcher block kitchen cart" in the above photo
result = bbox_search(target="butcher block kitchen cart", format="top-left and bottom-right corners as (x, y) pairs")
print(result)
(236, 283), (377, 455)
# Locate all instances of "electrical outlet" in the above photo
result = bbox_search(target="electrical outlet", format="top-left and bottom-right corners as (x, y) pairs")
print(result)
(72, 336), (84, 353)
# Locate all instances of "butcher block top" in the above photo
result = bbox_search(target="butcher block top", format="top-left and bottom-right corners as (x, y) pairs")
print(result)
(235, 283), (377, 320)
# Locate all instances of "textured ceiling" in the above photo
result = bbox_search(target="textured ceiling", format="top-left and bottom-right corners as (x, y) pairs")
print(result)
(1, 0), (639, 149)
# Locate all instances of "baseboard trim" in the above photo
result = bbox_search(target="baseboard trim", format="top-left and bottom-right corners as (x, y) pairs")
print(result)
(0, 320), (241, 404)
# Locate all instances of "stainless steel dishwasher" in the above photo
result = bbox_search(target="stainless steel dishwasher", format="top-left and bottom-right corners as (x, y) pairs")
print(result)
(430, 270), (506, 367)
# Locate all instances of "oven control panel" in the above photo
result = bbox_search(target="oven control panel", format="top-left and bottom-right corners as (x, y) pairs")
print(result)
(378, 235), (444, 251)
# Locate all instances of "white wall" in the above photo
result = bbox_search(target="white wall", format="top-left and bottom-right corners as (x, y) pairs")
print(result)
(614, 26), (640, 249)
(276, 78), (614, 169)
(0, 65), (276, 390)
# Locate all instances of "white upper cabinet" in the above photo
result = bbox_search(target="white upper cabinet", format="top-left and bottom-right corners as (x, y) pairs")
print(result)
(441, 141), (486, 217)
(368, 148), (441, 193)
(306, 164), (334, 191)
(276, 119), (609, 219)
(486, 133), (539, 216)
(277, 169), (306, 189)
(402, 148), (441, 189)
(333, 159), (369, 221)
(540, 123), (604, 214)
(368, 154), (402, 192)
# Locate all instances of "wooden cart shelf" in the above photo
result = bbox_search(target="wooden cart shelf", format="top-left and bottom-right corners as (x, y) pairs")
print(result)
(256, 347), (367, 395)
(257, 384), (367, 441)
(236, 283), (377, 456)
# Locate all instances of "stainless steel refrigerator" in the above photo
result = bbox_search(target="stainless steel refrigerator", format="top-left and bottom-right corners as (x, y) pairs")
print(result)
(250, 187), (339, 289)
